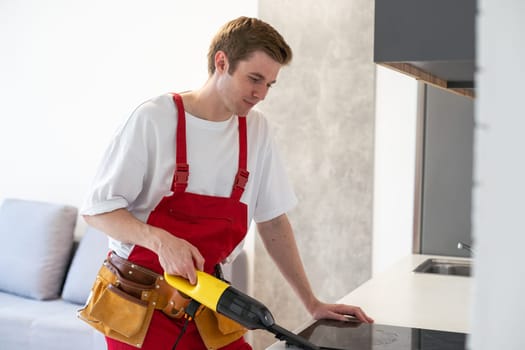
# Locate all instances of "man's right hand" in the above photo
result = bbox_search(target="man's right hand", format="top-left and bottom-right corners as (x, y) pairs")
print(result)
(155, 230), (205, 285)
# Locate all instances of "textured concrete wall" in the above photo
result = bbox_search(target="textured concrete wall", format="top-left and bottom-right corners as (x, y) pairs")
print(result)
(254, 1), (375, 348)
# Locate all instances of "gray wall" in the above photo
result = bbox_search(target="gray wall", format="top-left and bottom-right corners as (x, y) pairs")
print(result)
(255, 1), (376, 348)
(420, 85), (474, 257)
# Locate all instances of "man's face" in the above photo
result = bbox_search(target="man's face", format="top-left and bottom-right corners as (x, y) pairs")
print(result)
(216, 50), (282, 116)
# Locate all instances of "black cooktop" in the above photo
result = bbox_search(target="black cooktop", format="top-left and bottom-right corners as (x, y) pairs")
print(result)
(286, 319), (466, 350)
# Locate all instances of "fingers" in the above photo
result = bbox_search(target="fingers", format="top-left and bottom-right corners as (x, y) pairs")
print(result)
(326, 311), (351, 322)
(349, 306), (374, 323)
(158, 236), (205, 285)
(185, 267), (197, 285)
(337, 304), (374, 323)
(191, 246), (205, 272)
(314, 303), (374, 324)
(185, 246), (205, 285)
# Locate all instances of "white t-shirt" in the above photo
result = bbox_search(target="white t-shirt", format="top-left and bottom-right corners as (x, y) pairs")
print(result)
(81, 93), (297, 259)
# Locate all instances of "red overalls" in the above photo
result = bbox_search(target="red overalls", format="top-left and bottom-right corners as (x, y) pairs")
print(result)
(106, 94), (252, 350)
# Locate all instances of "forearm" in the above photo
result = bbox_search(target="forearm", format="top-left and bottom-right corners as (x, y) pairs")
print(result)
(83, 208), (204, 283)
(257, 214), (319, 313)
(257, 214), (375, 323)
(82, 208), (168, 254)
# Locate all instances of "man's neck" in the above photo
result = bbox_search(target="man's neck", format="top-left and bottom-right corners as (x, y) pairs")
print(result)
(180, 84), (232, 122)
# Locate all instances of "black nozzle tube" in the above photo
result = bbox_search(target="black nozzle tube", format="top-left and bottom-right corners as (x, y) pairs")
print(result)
(268, 324), (320, 350)
(216, 287), (321, 349)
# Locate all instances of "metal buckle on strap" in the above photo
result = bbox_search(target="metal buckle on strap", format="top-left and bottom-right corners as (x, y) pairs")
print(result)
(233, 169), (249, 189)
(174, 163), (189, 184)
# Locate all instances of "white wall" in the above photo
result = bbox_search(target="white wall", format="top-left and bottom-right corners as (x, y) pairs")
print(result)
(470, 1), (525, 348)
(0, 0), (256, 236)
(372, 65), (418, 275)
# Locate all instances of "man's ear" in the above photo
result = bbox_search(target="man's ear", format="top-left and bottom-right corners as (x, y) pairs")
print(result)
(214, 51), (229, 73)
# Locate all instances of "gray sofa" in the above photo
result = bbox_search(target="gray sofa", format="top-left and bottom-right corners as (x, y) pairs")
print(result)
(0, 198), (107, 350)
(0, 198), (249, 350)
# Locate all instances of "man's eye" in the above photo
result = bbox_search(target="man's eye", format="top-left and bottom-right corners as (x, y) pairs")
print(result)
(249, 76), (262, 83)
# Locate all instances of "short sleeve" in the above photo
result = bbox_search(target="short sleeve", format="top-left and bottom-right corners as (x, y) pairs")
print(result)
(252, 133), (298, 223)
(81, 106), (150, 216)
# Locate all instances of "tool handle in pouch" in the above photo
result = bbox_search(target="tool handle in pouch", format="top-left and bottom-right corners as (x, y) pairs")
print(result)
(163, 271), (229, 311)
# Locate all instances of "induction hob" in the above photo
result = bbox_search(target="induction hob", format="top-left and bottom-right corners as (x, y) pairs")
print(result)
(286, 319), (466, 350)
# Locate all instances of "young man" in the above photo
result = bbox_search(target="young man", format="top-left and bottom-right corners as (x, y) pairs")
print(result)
(82, 16), (373, 350)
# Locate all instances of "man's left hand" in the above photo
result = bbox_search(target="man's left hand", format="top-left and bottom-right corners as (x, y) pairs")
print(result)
(310, 302), (374, 324)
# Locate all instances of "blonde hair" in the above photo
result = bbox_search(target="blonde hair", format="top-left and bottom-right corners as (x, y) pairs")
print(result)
(207, 16), (293, 75)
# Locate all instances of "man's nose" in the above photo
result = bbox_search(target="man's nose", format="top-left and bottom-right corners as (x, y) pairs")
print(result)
(253, 85), (269, 101)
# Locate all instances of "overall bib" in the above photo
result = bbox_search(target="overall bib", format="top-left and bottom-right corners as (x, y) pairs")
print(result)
(106, 94), (252, 350)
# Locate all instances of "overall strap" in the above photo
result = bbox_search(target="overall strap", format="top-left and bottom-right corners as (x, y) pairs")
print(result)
(231, 116), (250, 201)
(171, 94), (189, 193)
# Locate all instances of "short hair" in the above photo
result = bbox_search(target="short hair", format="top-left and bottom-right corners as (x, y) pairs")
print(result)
(207, 16), (293, 76)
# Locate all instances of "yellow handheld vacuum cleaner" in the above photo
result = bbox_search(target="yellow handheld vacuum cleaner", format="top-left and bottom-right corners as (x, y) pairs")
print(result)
(164, 270), (321, 350)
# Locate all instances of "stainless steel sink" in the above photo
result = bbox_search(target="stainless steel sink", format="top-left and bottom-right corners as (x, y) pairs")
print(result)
(413, 258), (472, 277)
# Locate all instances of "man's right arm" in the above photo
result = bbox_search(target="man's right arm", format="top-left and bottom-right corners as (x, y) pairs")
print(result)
(83, 209), (204, 284)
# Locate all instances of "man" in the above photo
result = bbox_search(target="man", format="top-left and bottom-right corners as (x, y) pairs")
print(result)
(82, 16), (373, 350)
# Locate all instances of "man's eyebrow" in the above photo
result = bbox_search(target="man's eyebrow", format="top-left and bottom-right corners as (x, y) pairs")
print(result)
(249, 72), (277, 85)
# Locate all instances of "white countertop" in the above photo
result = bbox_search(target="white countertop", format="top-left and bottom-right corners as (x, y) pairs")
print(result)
(266, 254), (472, 349)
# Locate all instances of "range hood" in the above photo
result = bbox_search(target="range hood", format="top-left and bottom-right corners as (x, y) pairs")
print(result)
(374, 0), (476, 98)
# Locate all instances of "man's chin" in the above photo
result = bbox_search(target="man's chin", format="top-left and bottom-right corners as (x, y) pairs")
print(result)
(237, 106), (254, 117)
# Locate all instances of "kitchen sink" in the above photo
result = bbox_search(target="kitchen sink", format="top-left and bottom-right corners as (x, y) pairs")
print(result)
(413, 258), (472, 277)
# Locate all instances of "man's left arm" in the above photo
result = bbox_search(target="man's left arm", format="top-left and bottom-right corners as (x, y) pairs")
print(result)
(256, 213), (374, 323)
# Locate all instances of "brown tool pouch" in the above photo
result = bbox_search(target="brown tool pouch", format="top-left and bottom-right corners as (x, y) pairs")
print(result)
(77, 254), (191, 348)
(77, 261), (156, 348)
(194, 306), (248, 350)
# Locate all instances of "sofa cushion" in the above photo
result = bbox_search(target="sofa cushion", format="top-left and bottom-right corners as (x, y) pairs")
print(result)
(61, 226), (109, 305)
(0, 198), (77, 300)
(0, 291), (106, 350)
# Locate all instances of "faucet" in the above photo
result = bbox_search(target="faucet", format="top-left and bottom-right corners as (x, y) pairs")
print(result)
(457, 241), (474, 255)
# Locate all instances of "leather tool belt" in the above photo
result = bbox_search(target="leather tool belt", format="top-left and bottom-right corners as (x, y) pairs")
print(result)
(77, 252), (191, 348)
(78, 252), (246, 349)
